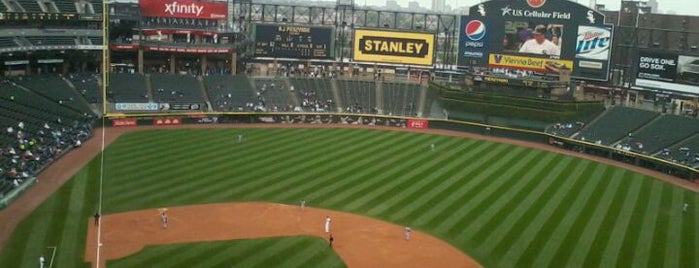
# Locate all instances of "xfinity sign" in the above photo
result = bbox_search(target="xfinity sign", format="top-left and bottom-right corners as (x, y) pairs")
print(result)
(165, 2), (203, 17)
(139, 0), (228, 19)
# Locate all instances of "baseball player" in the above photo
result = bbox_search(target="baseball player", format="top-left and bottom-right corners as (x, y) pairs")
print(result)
(93, 212), (100, 226)
(430, 143), (435, 151)
(404, 226), (412, 241)
(324, 216), (331, 233)
(161, 211), (168, 229)
(300, 199), (306, 211)
(39, 255), (45, 268)
(238, 134), (244, 144)
(683, 203), (689, 213)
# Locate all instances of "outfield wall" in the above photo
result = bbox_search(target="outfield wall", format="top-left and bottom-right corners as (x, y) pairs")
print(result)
(105, 112), (699, 181)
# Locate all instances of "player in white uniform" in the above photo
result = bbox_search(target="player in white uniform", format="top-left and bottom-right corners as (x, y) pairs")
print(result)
(161, 212), (168, 229)
(324, 216), (331, 233)
(519, 25), (560, 56)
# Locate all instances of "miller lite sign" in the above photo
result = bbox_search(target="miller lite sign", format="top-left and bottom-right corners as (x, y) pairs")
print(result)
(575, 25), (612, 60)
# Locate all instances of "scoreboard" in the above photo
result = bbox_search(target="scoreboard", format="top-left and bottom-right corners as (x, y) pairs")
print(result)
(253, 24), (333, 59)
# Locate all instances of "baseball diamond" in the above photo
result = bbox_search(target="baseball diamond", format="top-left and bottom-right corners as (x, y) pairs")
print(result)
(0, 124), (696, 268)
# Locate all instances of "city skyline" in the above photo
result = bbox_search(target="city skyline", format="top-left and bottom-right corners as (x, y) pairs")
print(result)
(356, 0), (699, 16)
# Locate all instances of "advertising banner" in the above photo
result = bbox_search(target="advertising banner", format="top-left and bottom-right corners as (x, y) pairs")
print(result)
(575, 25), (612, 60)
(153, 118), (182, 125)
(352, 29), (435, 66)
(142, 29), (219, 36)
(143, 46), (232, 54)
(115, 103), (159, 111)
(139, 0), (227, 19)
(112, 119), (138, 127)
(635, 51), (699, 94)
(406, 119), (429, 129)
(488, 53), (573, 72)
(459, 0), (612, 80)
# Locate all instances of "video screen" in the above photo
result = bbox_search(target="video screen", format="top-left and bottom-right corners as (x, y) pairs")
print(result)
(502, 21), (563, 59)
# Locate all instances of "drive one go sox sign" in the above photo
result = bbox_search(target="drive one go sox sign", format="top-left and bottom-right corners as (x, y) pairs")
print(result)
(139, 0), (227, 19)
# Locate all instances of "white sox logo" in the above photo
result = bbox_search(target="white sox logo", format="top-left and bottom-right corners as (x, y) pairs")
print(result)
(165, 2), (204, 17)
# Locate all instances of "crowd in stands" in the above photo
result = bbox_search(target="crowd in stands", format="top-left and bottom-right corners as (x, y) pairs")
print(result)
(1, 76), (94, 196)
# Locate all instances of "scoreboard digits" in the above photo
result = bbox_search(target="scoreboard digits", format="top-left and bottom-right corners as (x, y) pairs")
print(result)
(254, 24), (333, 59)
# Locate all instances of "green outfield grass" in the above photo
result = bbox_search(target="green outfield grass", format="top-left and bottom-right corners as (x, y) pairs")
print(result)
(0, 128), (697, 268)
(108, 237), (345, 268)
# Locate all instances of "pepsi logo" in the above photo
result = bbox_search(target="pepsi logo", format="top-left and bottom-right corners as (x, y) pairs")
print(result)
(465, 20), (486, 41)
(527, 0), (546, 8)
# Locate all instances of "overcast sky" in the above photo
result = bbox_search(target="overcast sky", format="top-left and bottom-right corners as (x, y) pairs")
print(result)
(354, 0), (699, 16)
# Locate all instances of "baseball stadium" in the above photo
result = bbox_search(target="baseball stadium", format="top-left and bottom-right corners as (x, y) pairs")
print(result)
(0, 0), (698, 267)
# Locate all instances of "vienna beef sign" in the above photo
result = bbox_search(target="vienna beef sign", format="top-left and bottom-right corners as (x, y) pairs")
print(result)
(139, 0), (227, 19)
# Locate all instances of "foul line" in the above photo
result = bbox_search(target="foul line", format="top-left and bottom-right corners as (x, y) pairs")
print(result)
(47, 246), (57, 268)
(95, 117), (106, 268)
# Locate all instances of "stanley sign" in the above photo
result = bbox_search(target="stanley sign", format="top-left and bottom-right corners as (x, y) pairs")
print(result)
(353, 29), (435, 66)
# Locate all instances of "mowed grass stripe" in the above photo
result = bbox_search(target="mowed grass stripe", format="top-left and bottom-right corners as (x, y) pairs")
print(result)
(563, 167), (624, 267)
(229, 238), (303, 267)
(258, 132), (414, 205)
(135, 129), (372, 205)
(463, 150), (551, 247)
(103, 129), (238, 175)
(106, 129), (361, 208)
(392, 142), (517, 226)
(350, 136), (461, 214)
(663, 186), (684, 268)
(578, 170), (635, 268)
(340, 136), (464, 212)
(388, 141), (499, 224)
(190, 130), (406, 204)
(104, 129), (304, 194)
(371, 140), (487, 220)
(311, 134), (434, 207)
(363, 138), (479, 217)
(615, 178), (653, 268)
(687, 191), (699, 268)
(647, 182), (674, 267)
(323, 134), (435, 210)
(495, 157), (581, 267)
(483, 156), (597, 260)
(104, 128), (312, 186)
(427, 147), (554, 237)
(219, 131), (408, 205)
(13, 196), (59, 267)
(56, 170), (90, 268)
(280, 238), (334, 267)
(486, 156), (595, 266)
(420, 143), (523, 233)
(631, 179), (666, 267)
(598, 171), (645, 266)
(474, 153), (562, 254)
(517, 161), (609, 266)
(230, 131), (413, 202)
(456, 154), (576, 244)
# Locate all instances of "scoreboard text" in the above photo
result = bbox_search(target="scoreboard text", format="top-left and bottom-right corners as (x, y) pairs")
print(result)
(253, 24), (333, 59)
